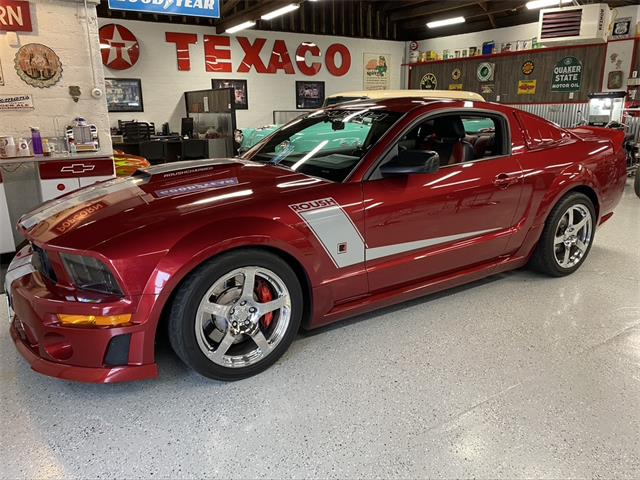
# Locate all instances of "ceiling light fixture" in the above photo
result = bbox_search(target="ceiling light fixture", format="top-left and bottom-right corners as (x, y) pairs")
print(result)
(261, 3), (300, 20)
(426, 16), (465, 29)
(526, 0), (572, 10)
(225, 20), (256, 34)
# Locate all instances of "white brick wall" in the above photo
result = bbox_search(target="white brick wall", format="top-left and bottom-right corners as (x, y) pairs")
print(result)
(0, 0), (112, 153)
(98, 18), (407, 130)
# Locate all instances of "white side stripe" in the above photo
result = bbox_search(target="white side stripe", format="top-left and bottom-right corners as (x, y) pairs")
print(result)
(365, 228), (500, 261)
(290, 197), (501, 268)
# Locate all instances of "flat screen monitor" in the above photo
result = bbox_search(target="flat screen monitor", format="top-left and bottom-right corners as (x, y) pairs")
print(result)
(181, 117), (194, 138)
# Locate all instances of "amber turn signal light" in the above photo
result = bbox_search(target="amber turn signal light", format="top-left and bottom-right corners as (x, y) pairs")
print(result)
(57, 314), (132, 327)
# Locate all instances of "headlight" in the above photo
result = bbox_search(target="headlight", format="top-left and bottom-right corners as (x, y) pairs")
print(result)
(60, 253), (123, 296)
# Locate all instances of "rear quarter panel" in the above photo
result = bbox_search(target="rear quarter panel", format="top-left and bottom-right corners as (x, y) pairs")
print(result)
(508, 129), (626, 259)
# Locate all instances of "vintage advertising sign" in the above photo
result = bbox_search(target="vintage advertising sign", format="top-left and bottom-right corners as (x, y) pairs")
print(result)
(363, 53), (390, 90)
(518, 79), (537, 95)
(165, 31), (351, 76)
(0, 0), (32, 32)
(99, 24), (140, 70)
(420, 73), (437, 90)
(611, 17), (632, 39)
(107, 0), (220, 19)
(551, 56), (582, 92)
(448, 83), (463, 90)
(0, 93), (34, 110)
(521, 60), (534, 76)
(477, 62), (494, 82)
(14, 43), (63, 88)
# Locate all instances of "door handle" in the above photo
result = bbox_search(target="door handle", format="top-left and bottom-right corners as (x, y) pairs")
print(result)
(493, 173), (519, 188)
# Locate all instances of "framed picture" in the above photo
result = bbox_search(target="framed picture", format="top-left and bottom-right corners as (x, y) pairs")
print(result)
(295, 81), (325, 109)
(212, 79), (248, 110)
(363, 53), (390, 91)
(105, 78), (143, 112)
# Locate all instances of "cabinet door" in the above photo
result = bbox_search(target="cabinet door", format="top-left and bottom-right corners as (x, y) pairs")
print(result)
(40, 178), (81, 202)
(0, 175), (15, 253)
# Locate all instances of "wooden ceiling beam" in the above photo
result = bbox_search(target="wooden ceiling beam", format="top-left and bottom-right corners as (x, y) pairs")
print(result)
(390, 1), (475, 22)
(397, 1), (525, 31)
(380, 0), (432, 13)
(221, 0), (243, 16)
(215, 0), (295, 33)
(477, 1), (496, 29)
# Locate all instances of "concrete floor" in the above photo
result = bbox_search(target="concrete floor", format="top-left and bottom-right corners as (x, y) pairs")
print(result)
(1, 182), (638, 479)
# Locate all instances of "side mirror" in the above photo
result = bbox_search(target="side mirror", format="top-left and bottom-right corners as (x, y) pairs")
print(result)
(380, 150), (440, 176)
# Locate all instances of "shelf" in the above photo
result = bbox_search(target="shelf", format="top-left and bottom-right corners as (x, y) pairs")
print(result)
(401, 41), (613, 67)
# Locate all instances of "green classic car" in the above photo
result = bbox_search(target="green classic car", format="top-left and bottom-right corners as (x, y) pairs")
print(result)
(236, 90), (489, 152)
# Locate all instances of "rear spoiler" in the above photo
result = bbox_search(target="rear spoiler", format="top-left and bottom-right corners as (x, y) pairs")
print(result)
(568, 126), (626, 152)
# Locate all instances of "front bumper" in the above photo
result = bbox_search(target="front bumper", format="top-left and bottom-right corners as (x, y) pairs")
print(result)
(5, 247), (158, 383)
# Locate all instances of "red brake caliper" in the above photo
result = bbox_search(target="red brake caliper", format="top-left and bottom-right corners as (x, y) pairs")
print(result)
(255, 279), (274, 328)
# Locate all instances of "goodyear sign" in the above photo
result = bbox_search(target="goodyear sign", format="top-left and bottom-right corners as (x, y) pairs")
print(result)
(107, 0), (220, 19)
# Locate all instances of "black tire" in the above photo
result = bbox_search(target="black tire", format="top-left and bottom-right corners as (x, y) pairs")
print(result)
(168, 249), (303, 381)
(529, 192), (596, 277)
(634, 165), (640, 199)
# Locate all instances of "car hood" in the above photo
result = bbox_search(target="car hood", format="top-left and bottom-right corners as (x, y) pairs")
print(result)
(19, 158), (320, 250)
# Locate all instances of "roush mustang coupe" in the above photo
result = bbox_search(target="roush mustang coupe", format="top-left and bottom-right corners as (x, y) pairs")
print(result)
(6, 95), (627, 383)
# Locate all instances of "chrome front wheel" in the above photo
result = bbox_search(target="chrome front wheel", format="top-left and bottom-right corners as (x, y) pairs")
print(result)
(195, 266), (292, 368)
(168, 250), (303, 381)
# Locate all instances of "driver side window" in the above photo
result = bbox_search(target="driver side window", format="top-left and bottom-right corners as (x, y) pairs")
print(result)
(371, 112), (509, 180)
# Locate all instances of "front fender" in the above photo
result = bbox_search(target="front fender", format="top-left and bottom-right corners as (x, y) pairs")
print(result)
(145, 216), (318, 297)
(133, 216), (318, 360)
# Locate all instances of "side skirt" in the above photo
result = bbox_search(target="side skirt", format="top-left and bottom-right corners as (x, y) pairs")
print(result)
(310, 254), (529, 329)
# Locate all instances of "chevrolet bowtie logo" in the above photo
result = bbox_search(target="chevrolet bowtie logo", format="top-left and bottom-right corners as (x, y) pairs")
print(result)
(60, 164), (96, 174)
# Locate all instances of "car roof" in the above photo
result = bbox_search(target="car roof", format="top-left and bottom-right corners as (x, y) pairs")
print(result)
(323, 96), (495, 115)
(326, 89), (485, 102)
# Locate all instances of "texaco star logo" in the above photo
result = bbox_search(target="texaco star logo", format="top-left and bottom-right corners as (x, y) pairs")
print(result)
(99, 24), (140, 70)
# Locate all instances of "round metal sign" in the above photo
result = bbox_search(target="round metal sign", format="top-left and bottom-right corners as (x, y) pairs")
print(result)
(420, 73), (437, 90)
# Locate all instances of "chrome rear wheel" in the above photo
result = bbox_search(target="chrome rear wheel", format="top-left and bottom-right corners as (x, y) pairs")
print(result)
(528, 192), (596, 277)
(553, 204), (593, 269)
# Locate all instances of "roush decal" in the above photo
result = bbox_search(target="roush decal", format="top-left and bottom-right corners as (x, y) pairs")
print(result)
(289, 197), (338, 213)
(154, 177), (239, 198)
(290, 197), (365, 268)
(290, 197), (502, 268)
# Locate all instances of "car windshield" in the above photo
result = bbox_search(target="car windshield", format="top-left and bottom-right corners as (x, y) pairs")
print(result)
(242, 107), (402, 182)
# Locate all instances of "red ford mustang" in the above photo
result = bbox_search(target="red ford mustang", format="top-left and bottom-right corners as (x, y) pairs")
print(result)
(6, 97), (627, 383)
